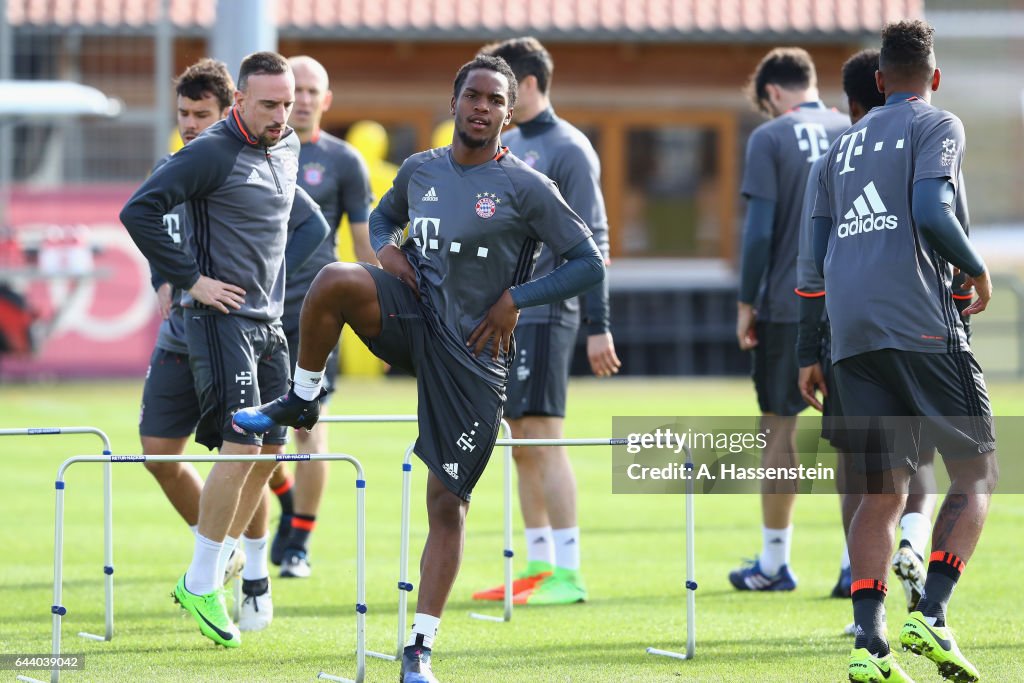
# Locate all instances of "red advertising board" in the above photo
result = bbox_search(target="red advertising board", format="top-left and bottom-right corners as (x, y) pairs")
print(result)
(1, 185), (159, 380)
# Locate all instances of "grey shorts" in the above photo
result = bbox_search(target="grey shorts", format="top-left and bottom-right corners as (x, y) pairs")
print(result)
(833, 349), (995, 473)
(185, 310), (290, 450)
(139, 347), (201, 439)
(357, 264), (504, 501)
(282, 305), (339, 403)
(752, 321), (808, 416)
(504, 322), (577, 420)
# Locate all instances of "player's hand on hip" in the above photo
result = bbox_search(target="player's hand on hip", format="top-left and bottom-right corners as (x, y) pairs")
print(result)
(188, 275), (246, 314)
(736, 302), (758, 350)
(377, 244), (420, 300)
(961, 270), (992, 316)
(468, 290), (519, 361)
(156, 282), (173, 320)
(587, 331), (621, 377)
(798, 362), (827, 413)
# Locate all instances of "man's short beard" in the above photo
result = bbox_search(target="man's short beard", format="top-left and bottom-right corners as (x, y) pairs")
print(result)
(456, 127), (490, 149)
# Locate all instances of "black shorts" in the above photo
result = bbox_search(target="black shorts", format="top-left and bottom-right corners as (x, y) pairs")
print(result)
(357, 264), (504, 501)
(139, 347), (201, 439)
(282, 306), (339, 404)
(504, 322), (576, 420)
(833, 349), (995, 473)
(752, 321), (807, 416)
(819, 328), (853, 452)
(185, 310), (290, 450)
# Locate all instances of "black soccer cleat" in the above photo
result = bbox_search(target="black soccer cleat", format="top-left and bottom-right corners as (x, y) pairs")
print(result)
(232, 386), (324, 433)
(400, 645), (440, 683)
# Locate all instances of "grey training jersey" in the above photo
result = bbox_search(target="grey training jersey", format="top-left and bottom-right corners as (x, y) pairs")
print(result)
(374, 146), (592, 382)
(502, 113), (609, 327)
(284, 131), (374, 313)
(796, 155), (829, 297)
(813, 97), (969, 362)
(147, 154), (190, 355)
(741, 103), (850, 322)
(121, 110), (319, 321)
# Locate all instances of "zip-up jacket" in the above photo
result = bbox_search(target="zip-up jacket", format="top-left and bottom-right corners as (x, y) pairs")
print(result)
(120, 106), (321, 320)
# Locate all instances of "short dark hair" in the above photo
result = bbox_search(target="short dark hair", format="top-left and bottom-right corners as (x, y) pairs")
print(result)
(237, 51), (290, 92)
(452, 55), (518, 108)
(478, 36), (553, 95)
(879, 20), (936, 84)
(841, 49), (884, 112)
(745, 47), (816, 113)
(175, 58), (234, 110)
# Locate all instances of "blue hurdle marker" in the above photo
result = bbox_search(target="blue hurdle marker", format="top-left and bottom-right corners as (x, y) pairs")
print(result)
(645, 444), (697, 661)
(0, 427), (115, 643)
(17, 452), (367, 683)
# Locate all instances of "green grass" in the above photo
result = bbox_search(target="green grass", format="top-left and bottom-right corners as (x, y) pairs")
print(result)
(0, 377), (1022, 682)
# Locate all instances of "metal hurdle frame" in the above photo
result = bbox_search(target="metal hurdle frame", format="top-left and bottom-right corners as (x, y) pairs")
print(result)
(315, 417), (516, 663)
(645, 446), (697, 661)
(0, 428), (114, 643)
(385, 435), (629, 661)
(17, 452), (367, 683)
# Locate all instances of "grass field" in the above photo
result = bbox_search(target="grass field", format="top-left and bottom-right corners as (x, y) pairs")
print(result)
(1, 377), (1022, 682)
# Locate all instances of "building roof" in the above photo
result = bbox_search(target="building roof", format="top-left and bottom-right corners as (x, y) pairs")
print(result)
(6, 0), (924, 40)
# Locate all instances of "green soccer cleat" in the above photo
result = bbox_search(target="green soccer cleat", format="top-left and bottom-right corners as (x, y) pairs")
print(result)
(513, 567), (587, 605)
(173, 574), (241, 648)
(899, 612), (979, 682)
(848, 648), (915, 682)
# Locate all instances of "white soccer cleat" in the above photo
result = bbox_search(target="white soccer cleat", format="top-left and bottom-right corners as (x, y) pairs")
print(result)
(238, 577), (273, 632)
(891, 540), (925, 612)
(222, 547), (246, 587)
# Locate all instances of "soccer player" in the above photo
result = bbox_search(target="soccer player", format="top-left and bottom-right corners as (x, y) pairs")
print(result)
(266, 55), (376, 579)
(811, 20), (997, 682)
(469, 37), (619, 606)
(730, 47), (849, 591)
(139, 58), (275, 599)
(234, 55), (604, 683)
(121, 51), (329, 648)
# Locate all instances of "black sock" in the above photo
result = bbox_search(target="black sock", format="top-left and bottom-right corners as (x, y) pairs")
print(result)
(287, 514), (316, 551)
(272, 478), (294, 516)
(852, 579), (889, 657)
(917, 551), (964, 627)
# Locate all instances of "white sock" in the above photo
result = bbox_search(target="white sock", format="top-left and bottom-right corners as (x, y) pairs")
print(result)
(293, 365), (325, 401)
(241, 534), (269, 581)
(900, 512), (931, 558)
(215, 535), (239, 581)
(525, 526), (555, 565)
(840, 543), (851, 570)
(189, 524), (198, 538)
(185, 533), (223, 596)
(760, 526), (791, 576)
(406, 612), (440, 650)
(552, 526), (580, 571)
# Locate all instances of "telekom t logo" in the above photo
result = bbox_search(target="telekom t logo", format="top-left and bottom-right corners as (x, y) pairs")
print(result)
(835, 128), (868, 175)
(794, 123), (830, 162)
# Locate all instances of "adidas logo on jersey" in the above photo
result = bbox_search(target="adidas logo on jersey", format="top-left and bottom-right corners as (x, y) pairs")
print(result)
(837, 181), (897, 238)
(422, 187), (439, 202)
(443, 462), (459, 479)
(246, 168), (262, 184)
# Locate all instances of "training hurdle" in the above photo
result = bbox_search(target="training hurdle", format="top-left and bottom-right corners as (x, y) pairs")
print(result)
(381, 435), (629, 661)
(0, 428), (114, 643)
(645, 446), (697, 661)
(18, 452), (367, 683)
(316, 415), (513, 661)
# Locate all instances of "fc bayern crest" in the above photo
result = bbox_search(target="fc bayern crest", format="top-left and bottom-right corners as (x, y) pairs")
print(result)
(303, 163), (325, 186)
(475, 192), (499, 219)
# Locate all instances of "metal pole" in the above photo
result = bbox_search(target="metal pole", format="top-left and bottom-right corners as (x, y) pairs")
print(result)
(152, 0), (173, 165)
(0, 0), (13, 228)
